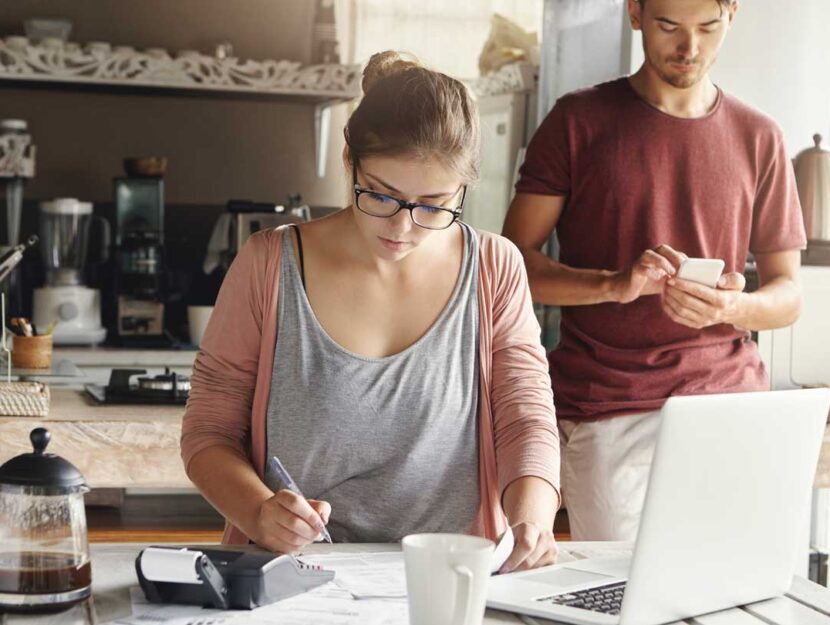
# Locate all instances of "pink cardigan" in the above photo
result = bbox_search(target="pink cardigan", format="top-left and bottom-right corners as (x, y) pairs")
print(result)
(181, 225), (560, 543)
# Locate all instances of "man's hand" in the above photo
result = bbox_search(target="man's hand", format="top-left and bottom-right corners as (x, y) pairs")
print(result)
(499, 521), (559, 574)
(662, 272), (746, 329)
(611, 246), (678, 304)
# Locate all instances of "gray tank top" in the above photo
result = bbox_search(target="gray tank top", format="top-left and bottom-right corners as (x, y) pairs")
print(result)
(265, 224), (480, 542)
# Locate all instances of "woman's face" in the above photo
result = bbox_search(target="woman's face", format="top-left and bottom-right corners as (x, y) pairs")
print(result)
(347, 154), (466, 262)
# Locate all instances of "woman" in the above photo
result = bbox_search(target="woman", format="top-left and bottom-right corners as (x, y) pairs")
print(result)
(181, 51), (560, 573)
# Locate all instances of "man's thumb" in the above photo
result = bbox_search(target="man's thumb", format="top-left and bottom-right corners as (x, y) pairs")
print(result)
(718, 272), (745, 291)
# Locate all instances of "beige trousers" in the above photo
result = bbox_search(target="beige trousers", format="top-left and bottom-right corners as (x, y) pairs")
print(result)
(559, 410), (662, 542)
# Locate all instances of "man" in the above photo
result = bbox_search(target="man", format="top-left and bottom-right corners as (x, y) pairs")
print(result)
(502, 0), (806, 541)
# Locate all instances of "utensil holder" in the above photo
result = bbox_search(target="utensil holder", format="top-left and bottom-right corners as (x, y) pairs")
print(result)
(12, 334), (53, 369)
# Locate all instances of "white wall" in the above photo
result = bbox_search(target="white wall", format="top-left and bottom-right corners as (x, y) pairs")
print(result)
(349, 0), (543, 79)
(627, 0), (830, 157)
(539, 0), (627, 122)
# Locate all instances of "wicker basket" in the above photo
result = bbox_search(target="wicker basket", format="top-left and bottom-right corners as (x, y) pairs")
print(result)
(0, 381), (50, 417)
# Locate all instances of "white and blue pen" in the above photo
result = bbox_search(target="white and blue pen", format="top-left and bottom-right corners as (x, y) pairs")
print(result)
(268, 456), (333, 544)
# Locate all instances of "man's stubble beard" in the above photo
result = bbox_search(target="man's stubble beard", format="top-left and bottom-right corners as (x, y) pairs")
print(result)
(644, 36), (718, 89)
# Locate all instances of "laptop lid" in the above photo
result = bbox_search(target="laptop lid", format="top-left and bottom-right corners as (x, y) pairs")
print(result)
(620, 388), (830, 625)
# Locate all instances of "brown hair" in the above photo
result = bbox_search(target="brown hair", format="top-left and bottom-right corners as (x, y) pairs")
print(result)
(638, 0), (733, 9)
(344, 51), (480, 183)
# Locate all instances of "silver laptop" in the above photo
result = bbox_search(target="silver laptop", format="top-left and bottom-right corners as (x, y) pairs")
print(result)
(488, 389), (830, 625)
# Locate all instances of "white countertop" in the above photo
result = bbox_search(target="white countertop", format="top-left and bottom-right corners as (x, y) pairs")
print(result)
(2, 542), (829, 625)
(53, 346), (198, 367)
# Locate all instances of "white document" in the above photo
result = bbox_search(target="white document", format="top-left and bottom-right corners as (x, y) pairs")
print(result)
(111, 587), (240, 625)
(303, 552), (408, 600)
(116, 541), (527, 625)
(490, 526), (515, 573)
(231, 585), (408, 625)
(558, 545), (634, 563)
(116, 579), (407, 625)
(304, 530), (517, 603)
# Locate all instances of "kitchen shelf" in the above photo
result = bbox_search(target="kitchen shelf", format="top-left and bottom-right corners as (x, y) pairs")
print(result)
(0, 36), (362, 176)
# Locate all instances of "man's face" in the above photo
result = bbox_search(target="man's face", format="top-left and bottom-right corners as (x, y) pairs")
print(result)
(629, 0), (737, 89)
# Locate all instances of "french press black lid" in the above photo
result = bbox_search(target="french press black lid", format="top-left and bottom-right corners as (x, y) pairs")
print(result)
(0, 427), (87, 491)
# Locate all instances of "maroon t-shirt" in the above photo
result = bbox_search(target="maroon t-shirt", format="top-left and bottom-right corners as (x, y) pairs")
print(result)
(516, 77), (807, 420)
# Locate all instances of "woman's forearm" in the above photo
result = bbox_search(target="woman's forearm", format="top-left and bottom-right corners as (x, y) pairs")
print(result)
(502, 476), (560, 529)
(187, 445), (273, 539)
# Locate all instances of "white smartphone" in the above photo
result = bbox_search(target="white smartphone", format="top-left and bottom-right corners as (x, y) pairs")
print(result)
(676, 257), (725, 288)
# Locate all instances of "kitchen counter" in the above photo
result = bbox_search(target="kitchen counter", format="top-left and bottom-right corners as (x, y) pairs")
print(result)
(45, 347), (197, 390)
(0, 388), (191, 488)
(53, 346), (198, 368)
(4, 542), (830, 625)
(1, 387), (830, 492)
(0, 542), (625, 625)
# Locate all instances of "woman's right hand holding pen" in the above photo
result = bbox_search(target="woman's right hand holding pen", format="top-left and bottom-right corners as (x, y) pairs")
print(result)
(252, 490), (331, 553)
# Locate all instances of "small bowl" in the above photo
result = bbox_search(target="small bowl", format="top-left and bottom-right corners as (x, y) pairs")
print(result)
(123, 156), (167, 177)
(24, 18), (72, 42)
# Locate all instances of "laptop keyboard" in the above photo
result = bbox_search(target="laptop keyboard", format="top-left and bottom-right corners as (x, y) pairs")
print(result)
(537, 581), (626, 615)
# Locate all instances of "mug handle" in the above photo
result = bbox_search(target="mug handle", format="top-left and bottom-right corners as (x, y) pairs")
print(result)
(451, 565), (474, 625)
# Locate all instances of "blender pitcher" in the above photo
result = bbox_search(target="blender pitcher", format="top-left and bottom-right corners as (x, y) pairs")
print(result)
(39, 198), (101, 287)
(0, 427), (91, 613)
(33, 198), (109, 345)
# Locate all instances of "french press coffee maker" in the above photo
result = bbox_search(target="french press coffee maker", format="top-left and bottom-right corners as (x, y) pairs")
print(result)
(0, 427), (91, 613)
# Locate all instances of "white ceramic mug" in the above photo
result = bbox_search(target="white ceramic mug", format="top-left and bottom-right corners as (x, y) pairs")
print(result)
(402, 533), (494, 625)
(187, 306), (213, 347)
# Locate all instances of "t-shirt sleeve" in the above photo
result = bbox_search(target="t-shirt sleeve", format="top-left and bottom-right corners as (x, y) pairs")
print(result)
(515, 97), (571, 197)
(749, 127), (807, 254)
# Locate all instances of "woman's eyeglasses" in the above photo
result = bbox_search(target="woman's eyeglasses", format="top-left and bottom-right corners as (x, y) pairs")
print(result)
(352, 165), (465, 230)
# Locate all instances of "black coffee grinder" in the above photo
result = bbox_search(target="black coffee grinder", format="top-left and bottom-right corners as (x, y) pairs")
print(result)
(112, 175), (168, 346)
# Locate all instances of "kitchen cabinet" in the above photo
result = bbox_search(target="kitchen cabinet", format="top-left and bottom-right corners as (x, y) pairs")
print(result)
(757, 266), (830, 569)
(758, 266), (830, 389)
(464, 92), (535, 235)
(464, 63), (537, 235)
(0, 388), (190, 490)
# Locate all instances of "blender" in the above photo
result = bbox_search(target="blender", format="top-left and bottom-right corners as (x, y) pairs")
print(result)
(32, 198), (109, 345)
(0, 119), (36, 314)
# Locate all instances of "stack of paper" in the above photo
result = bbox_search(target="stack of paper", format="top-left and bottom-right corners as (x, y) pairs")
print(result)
(111, 528), (538, 625)
(114, 553), (410, 625)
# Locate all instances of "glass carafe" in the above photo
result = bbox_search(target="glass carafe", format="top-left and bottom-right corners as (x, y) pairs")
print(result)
(39, 198), (93, 287)
(0, 427), (91, 613)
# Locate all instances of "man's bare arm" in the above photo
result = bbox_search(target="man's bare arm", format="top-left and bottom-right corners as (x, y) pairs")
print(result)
(502, 193), (675, 305)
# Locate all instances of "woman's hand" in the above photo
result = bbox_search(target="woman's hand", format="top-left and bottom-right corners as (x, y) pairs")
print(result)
(500, 476), (560, 573)
(499, 521), (559, 573)
(250, 489), (331, 553)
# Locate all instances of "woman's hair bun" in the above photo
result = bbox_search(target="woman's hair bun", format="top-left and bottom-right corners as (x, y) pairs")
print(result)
(361, 51), (422, 95)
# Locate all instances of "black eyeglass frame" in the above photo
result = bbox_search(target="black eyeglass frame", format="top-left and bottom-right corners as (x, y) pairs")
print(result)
(351, 164), (466, 231)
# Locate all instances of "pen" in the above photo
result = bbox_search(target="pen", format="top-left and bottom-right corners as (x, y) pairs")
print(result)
(268, 455), (333, 544)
